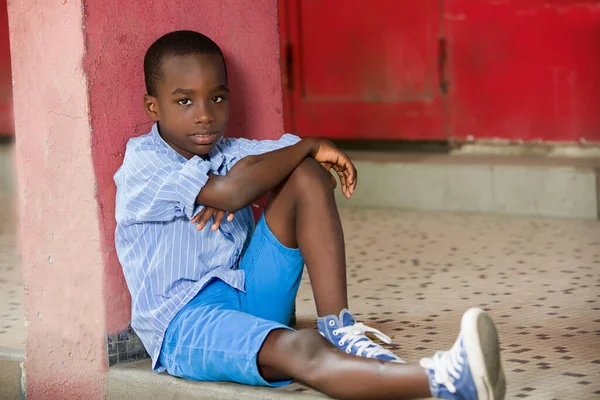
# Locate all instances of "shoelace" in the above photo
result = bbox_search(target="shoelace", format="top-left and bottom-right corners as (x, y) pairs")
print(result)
(334, 323), (397, 359)
(419, 339), (464, 394)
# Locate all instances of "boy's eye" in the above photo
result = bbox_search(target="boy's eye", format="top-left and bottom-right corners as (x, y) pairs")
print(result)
(212, 96), (225, 104)
(177, 99), (192, 106)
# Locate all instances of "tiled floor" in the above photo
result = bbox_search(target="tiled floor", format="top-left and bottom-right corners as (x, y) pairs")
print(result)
(0, 196), (24, 350)
(283, 208), (600, 399)
(2, 200), (600, 399)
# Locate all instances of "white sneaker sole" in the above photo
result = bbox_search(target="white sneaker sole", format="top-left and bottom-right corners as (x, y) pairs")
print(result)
(461, 308), (506, 400)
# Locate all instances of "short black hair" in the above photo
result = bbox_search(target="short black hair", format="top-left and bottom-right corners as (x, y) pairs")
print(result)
(144, 30), (226, 96)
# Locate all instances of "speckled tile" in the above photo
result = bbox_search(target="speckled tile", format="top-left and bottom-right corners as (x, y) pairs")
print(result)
(0, 196), (24, 350)
(281, 208), (600, 399)
(3, 188), (600, 399)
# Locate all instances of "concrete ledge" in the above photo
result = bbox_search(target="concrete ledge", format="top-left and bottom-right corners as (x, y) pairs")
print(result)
(0, 347), (25, 400)
(0, 144), (15, 198)
(336, 152), (599, 219)
(108, 359), (326, 400)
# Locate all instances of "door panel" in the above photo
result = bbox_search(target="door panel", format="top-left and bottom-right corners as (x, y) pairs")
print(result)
(0, 0), (13, 135)
(445, 0), (600, 143)
(280, 0), (446, 140)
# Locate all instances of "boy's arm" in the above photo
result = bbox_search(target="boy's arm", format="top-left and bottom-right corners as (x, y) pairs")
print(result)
(115, 148), (212, 224)
(195, 138), (356, 212)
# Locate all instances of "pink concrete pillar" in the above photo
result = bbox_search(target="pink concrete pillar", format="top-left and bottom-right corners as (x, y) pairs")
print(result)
(8, 0), (283, 398)
(8, 1), (107, 398)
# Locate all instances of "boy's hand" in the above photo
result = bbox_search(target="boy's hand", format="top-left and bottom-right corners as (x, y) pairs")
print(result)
(311, 139), (357, 199)
(191, 207), (234, 231)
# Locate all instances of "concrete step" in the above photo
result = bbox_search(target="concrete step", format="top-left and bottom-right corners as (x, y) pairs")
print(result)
(0, 347), (25, 400)
(108, 359), (326, 400)
(335, 152), (600, 219)
(0, 143), (15, 198)
(3, 143), (598, 218)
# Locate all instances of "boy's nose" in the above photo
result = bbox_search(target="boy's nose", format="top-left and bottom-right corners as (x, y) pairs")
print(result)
(194, 104), (215, 124)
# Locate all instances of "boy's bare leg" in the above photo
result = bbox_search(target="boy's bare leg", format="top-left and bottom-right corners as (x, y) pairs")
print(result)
(264, 157), (348, 317)
(258, 329), (431, 400)
(258, 309), (507, 400)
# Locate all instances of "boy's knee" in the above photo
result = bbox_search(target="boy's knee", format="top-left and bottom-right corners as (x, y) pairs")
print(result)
(289, 158), (333, 193)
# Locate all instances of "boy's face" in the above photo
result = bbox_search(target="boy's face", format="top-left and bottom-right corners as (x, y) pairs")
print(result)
(144, 53), (229, 159)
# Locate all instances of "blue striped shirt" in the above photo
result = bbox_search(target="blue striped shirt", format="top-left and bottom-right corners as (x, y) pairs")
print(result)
(114, 123), (300, 371)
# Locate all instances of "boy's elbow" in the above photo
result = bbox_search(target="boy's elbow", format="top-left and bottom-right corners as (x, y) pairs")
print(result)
(217, 190), (245, 212)
(227, 200), (247, 213)
(199, 178), (249, 212)
(223, 186), (252, 212)
(222, 183), (256, 212)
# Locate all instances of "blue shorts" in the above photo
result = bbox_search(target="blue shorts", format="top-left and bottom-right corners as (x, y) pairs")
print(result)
(158, 214), (305, 387)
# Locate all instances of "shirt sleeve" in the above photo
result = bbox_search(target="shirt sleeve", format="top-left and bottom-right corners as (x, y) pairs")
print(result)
(114, 146), (211, 224)
(226, 133), (302, 159)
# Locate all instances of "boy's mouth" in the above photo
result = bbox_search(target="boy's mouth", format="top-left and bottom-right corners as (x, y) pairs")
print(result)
(189, 132), (219, 145)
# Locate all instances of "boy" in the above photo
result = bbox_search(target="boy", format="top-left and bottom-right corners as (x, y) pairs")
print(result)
(114, 30), (506, 399)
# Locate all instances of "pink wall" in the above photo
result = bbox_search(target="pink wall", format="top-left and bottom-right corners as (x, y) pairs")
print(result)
(82, 0), (285, 333)
(8, 0), (107, 398)
(9, 0), (283, 397)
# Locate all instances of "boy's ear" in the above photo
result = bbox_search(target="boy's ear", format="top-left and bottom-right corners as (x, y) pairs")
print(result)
(144, 94), (160, 121)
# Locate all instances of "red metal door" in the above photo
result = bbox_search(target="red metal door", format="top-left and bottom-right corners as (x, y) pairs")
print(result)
(279, 0), (446, 140)
(445, 0), (600, 143)
(0, 0), (13, 136)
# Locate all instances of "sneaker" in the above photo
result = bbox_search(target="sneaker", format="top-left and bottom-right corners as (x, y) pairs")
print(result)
(419, 308), (506, 400)
(317, 309), (404, 362)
